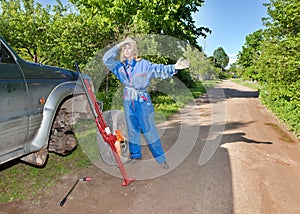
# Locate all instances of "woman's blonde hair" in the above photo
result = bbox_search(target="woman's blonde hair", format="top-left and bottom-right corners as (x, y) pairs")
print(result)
(120, 39), (140, 62)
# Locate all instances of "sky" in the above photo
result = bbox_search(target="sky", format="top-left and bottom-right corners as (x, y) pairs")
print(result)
(193, 0), (268, 65)
(38, 0), (268, 66)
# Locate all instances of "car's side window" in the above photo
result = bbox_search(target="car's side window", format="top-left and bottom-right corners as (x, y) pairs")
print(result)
(0, 42), (15, 64)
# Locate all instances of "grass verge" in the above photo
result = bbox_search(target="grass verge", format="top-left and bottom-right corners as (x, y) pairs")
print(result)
(152, 80), (218, 119)
(0, 145), (91, 203)
(230, 78), (259, 90)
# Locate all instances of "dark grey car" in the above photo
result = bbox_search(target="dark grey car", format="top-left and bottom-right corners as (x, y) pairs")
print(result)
(0, 36), (92, 166)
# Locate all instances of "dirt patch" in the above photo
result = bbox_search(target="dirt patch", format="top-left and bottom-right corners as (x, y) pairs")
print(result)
(265, 122), (296, 143)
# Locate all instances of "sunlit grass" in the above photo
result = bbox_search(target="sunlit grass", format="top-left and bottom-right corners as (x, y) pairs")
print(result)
(230, 78), (259, 90)
(0, 143), (91, 203)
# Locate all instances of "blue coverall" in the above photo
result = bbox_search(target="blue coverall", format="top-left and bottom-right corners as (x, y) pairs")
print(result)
(103, 45), (177, 163)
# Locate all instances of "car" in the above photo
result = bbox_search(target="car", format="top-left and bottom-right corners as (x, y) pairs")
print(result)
(0, 36), (93, 166)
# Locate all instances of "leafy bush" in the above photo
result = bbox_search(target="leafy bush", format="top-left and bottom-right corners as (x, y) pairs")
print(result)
(175, 69), (196, 88)
(260, 80), (300, 137)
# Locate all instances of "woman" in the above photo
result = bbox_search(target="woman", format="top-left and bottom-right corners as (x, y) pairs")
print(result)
(102, 38), (189, 169)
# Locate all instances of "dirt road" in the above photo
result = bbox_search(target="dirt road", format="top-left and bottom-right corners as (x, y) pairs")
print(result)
(1, 80), (300, 214)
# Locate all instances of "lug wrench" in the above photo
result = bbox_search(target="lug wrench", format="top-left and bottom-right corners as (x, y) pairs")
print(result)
(60, 177), (91, 206)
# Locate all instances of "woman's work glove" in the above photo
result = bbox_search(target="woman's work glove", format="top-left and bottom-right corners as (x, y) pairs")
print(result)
(175, 57), (190, 70)
(117, 37), (134, 48)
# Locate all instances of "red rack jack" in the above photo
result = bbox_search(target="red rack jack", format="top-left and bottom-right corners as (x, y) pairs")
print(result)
(76, 63), (135, 186)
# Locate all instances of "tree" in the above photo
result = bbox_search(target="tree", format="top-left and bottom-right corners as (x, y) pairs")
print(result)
(0, 0), (109, 69)
(262, 0), (300, 38)
(0, 0), (213, 109)
(238, 30), (263, 68)
(69, 0), (211, 50)
(227, 62), (241, 78)
(257, 0), (300, 85)
(0, 0), (53, 62)
(213, 47), (229, 70)
(237, 29), (264, 80)
(183, 45), (217, 80)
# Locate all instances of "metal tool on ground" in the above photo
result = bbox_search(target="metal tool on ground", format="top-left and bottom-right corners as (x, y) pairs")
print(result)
(75, 63), (135, 186)
(60, 177), (92, 207)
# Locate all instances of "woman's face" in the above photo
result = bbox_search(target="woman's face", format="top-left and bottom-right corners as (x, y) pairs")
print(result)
(123, 43), (135, 59)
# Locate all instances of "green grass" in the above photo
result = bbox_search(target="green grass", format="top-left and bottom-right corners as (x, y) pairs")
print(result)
(152, 80), (217, 119)
(0, 143), (91, 203)
(74, 119), (102, 163)
(230, 78), (259, 90)
(193, 80), (220, 97)
(265, 122), (296, 143)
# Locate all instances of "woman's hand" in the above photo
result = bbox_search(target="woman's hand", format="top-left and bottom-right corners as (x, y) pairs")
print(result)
(117, 37), (134, 48)
(175, 57), (190, 70)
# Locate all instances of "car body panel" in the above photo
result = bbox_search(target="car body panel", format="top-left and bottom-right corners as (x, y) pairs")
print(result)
(0, 41), (29, 157)
(0, 36), (91, 165)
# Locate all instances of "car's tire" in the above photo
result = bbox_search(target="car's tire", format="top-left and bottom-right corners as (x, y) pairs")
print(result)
(97, 110), (130, 165)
